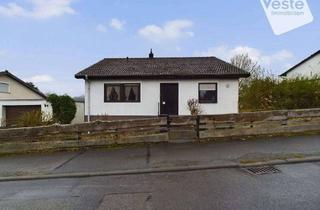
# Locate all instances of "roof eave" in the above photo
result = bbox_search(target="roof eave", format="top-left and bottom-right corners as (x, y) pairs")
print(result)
(279, 50), (320, 77)
(0, 70), (48, 99)
(75, 74), (250, 80)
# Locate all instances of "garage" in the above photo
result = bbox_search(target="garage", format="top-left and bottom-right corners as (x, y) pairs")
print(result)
(0, 71), (52, 127)
(5, 105), (41, 126)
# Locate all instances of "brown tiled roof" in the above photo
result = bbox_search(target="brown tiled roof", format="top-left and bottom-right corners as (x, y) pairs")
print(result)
(75, 57), (250, 79)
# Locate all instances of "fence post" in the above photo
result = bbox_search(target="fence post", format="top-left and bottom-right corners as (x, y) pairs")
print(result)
(196, 115), (200, 139)
(166, 115), (171, 131)
(166, 115), (171, 141)
(282, 111), (289, 126)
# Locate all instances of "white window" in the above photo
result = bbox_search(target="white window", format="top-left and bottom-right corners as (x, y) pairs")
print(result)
(199, 83), (217, 103)
(0, 82), (9, 93)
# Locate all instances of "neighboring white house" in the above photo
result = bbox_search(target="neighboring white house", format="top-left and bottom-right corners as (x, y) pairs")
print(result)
(0, 70), (52, 127)
(75, 51), (250, 121)
(280, 50), (320, 78)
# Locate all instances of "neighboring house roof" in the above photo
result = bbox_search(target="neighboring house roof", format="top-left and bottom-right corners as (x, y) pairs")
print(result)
(73, 96), (85, 103)
(0, 70), (47, 99)
(280, 50), (320, 77)
(75, 56), (250, 80)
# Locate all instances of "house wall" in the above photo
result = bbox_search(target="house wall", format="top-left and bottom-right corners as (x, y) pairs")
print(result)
(1, 106), (5, 126)
(71, 102), (85, 124)
(0, 75), (44, 100)
(285, 53), (320, 78)
(85, 79), (239, 118)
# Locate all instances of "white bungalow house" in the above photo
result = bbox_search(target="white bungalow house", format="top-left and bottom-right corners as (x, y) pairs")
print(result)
(280, 50), (320, 78)
(75, 51), (250, 121)
(0, 70), (52, 127)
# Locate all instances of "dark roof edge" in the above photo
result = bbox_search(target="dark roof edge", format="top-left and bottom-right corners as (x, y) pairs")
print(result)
(0, 70), (48, 99)
(75, 74), (250, 80)
(101, 56), (225, 60)
(280, 50), (320, 76)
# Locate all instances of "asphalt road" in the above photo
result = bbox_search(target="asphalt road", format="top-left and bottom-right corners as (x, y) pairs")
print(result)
(1, 162), (320, 210)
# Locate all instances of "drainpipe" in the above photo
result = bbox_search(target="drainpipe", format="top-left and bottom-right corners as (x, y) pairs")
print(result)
(85, 75), (91, 122)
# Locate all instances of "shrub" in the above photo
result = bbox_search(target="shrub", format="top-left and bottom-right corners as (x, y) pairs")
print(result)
(187, 99), (202, 116)
(16, 110), (53, 128)
(47, 94), (77, 124)
(239, 77), (320, 111)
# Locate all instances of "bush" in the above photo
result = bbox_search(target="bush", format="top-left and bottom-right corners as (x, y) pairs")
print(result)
(16, 110), (53, 127)
(240, 77), (320, 111)
(47, 94), (77, 124)
(187, 99), (202, 116)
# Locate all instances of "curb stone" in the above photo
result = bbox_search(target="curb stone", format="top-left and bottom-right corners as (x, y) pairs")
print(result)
(0, 163), (238, 182)
(239, 156), (320, 167)
(1, 156), (320, 182)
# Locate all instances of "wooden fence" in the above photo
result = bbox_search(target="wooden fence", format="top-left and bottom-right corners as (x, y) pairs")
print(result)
(199, 108), (320, 139)
(0, 117), (169, 154)
(0, 108), (320, 154)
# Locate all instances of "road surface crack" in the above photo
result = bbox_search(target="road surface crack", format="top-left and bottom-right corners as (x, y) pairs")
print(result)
(53, 150), (85, 171)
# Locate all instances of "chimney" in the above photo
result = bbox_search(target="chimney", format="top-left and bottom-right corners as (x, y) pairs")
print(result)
(149, 49), (154, 59)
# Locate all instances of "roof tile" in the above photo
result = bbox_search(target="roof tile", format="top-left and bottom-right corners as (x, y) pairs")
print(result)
(75, 57), (250, 79)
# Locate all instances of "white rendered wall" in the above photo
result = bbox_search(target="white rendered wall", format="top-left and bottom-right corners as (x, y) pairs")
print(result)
(0, 106), (5, 126)
(71, 102), (85, 124)
(85, 79), (239, 116)
(0, 100), (52, 126)
(286, 54), (320, 78)
(0, 75), (44, 100)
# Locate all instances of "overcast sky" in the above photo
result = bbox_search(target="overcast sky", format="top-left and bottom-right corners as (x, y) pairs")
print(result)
(0, 0), (319, 96)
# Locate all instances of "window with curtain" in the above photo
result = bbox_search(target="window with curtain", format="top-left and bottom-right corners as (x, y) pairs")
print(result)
(104, 83), (140, 102)
(198, 83), (217, 103)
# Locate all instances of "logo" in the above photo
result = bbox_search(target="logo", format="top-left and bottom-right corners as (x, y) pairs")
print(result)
(260, 0), (313, 35)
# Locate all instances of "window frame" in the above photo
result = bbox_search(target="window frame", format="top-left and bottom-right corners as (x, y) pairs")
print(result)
(0, 82), (10, 93)
(198, 83), (218, 104)
(104, 83), (141, 103)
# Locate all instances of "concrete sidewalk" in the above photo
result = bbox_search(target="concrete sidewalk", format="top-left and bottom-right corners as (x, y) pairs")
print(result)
(1, 135), (320, 178)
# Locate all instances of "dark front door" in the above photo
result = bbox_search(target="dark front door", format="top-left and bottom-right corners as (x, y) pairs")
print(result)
(160, 83), (179, 115)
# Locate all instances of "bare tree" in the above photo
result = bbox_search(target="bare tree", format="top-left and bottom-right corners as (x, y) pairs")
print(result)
(187, 99), (202, 116)
(230, 54), (269, 87)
